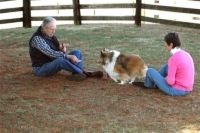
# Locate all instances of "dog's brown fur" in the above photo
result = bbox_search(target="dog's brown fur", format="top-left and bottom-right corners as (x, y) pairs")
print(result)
(114, 54), (147, 82)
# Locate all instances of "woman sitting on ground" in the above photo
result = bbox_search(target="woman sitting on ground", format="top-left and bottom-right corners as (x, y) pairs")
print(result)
(144, 32), (195, 96)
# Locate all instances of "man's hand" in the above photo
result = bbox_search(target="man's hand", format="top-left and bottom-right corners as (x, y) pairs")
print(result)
(59, 43), (69, 53)
(66, 55), (81, 63)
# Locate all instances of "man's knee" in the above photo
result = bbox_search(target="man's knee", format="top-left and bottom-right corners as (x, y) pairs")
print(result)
(74, 50), (81, 54)
(71, 50), (82, 57)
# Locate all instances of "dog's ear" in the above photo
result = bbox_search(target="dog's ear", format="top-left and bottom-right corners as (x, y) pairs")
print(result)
(101, 50), (104, 55)
(104, 48), (109, 52)
(102, 48), (109, 53)
(101, 48), (107, 54)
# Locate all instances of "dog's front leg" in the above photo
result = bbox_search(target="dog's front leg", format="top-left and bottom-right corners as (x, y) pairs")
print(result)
(111, 77), (118, 83)
(110, 75), (119, 83)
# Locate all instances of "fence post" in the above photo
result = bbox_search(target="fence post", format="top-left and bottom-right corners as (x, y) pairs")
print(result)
(135, 0), (141, 26)
(23, 0), (31, 28)
(73, 0), (81, 25)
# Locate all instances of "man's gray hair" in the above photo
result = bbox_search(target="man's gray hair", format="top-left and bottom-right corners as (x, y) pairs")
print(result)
(41, 16), (56, 27)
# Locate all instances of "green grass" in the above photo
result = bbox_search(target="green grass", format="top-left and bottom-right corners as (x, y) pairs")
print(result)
(61, 24), (200, 78)
(0, 24), (200, 133)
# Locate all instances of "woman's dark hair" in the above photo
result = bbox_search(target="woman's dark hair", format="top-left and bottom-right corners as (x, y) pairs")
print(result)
(164, 32), (181, 48)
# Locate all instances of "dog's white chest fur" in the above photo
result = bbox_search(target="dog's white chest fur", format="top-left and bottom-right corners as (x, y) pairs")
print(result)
(102, 50), (120, 82)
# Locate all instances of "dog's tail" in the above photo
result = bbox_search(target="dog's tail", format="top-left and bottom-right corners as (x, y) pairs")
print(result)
(138, 65), (148, 79)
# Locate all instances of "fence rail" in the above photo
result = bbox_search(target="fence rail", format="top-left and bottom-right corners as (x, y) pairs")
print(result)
(31, 16), (74, 21)
(0, 0), (16, 1)
(81, 16), (135, 21)
(80, 4), (135, 9)
(0, 7), (22, 13)
(0, 0), (199, 28)
(142, 17), (200, 29)
(142, 4), (200, 14)
(0, 18), (22, 24)
(31, 5), (73, 10)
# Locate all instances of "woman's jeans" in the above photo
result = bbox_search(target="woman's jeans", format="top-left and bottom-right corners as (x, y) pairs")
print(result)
(33, 50), (84, 77)
(144, 64), (191, 96)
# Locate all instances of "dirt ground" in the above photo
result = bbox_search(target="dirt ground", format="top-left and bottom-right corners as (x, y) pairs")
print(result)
(0, 25), (200, 133)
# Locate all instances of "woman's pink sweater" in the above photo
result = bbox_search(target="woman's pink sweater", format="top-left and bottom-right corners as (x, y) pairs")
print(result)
(167, 50), (195, 91)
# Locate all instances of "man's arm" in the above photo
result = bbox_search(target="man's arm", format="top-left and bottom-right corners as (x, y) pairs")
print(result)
(31, 36), (67, 59)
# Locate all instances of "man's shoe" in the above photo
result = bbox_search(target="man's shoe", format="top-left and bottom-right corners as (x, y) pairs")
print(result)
(83, 70), (104, 78)
(66, 73), (87, 81)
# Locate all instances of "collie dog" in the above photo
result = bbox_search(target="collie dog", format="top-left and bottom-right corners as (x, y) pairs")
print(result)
(99, 48), (148, 84)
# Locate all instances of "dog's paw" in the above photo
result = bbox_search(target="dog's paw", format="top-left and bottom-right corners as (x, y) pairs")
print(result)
(118, 80), (126, 85)
(128, 81), (133, 84)
(128, 78), (135, 84)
